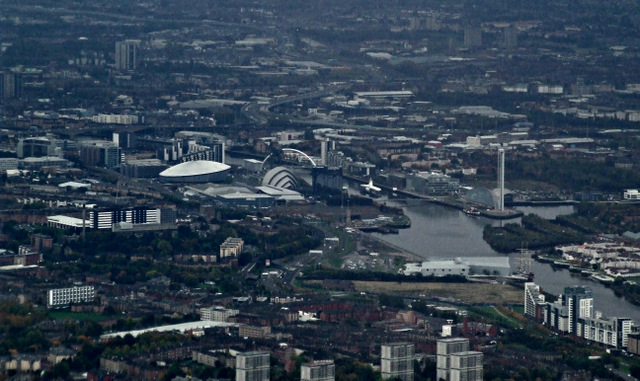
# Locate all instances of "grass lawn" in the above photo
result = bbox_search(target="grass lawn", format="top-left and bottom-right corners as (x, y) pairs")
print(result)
(352, 281), (523, 305)
(49, 310), (114, 322)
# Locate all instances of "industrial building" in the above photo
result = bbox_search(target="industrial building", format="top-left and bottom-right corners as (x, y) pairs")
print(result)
(401, 257), (510, 277)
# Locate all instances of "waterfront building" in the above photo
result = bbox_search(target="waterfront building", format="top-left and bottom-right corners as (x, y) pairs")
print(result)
(627, 333), (640, 355)
(381, 342), (414, 381)
(406, 171), (459, 195)
(524, 282), (546, 321)
(401, 257), (510, 277)
(577, 315), (633, 349)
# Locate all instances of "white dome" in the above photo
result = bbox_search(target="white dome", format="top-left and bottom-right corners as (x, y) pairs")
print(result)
(160, 160), (230, 178)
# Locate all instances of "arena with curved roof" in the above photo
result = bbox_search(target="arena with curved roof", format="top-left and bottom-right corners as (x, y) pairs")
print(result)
(262, 167), (300, 189)
(159, 160), (230, 183)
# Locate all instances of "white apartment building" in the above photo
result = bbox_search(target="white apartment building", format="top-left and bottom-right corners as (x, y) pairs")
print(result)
(236, 351), (270, 381)
(301, 360), (335, 381)
(381, 342), (414, 381)
(200, 306), (239, 322)
(449, 352), (483, 381)
(220, 237), (244, 258)
(47, 285), (95, 308)
(437, 338), (471, 381)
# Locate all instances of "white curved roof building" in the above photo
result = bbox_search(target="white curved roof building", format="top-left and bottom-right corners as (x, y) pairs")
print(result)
(159, 160), (230, 183)
(262, 166), (299, 189)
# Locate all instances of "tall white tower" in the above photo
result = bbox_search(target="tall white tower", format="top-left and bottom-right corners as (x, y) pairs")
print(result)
(498, 148), (505, 211)
(320, 139), (328, 166)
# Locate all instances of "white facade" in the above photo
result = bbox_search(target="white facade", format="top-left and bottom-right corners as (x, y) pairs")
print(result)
(200, 306), (239, 322)
(524, 282), (545, 318)
(47, 286), (95, 308)
(436, 338), (470, 381)
(236, 351), (270, 381)
(301, 360), (335, 381)
(625, 189), (640, 200)
(402, 260), (468, 277)
(381, 342), (414, 381)
(449, 352), (483, 381)
(92, 114), (139, 125)
(577, 316), (633, 349)
(220, 237), (244, 258)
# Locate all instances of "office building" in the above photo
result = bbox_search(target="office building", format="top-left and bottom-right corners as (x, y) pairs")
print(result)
(502, 25), (518, 48)
(1, 70), (23, 102)
(17, 137), (60, 158)
(113, 131), (137, 149)
(200, 306), (239, 322)
(19, 157), (71, 170)
(89, 207), (175, 230)
(406, 171), (459, 196)
(312, 166), (343, 192)
(236, 351), (270, 381)
(464, 28), (482, 48)
(80, 143), (122, 169)
(437, 338), (470, 381)
(301, 360), (335, 381)
(115, 40), (140, 71)
(381, 342), (414, 381)
(120, 159), (167, 178)
(449, 352), (483, 381)
(47, 286), (95, 308)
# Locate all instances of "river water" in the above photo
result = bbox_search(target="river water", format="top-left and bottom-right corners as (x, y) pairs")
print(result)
(372, 201), (640, 321)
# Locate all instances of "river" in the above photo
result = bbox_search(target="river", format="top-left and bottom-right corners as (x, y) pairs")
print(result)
(372, 200), (640, 321)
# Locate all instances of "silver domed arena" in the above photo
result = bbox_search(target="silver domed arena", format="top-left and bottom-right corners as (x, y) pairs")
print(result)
(262, 167), (300, 189)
